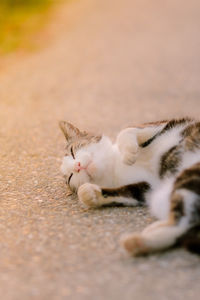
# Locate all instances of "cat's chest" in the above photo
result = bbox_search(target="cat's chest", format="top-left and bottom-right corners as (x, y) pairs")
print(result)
(113, 157), (153, 187)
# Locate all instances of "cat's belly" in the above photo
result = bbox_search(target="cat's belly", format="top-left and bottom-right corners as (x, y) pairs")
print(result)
(114, 162), (156, 187)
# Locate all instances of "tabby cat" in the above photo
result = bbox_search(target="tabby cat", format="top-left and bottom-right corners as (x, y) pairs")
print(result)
(59, 118), (200, 256)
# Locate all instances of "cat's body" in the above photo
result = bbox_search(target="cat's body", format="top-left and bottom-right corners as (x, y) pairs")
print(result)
(60, 118), (200, 256)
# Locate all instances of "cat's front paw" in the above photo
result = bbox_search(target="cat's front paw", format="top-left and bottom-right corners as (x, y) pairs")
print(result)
(122, 146), (139, 165)
(117, 128), (139, 165)
(78, 183), (102, 208)
(120, 233), (148, 256)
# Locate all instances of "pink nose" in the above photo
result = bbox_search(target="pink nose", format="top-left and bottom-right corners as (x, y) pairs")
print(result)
(74, 162), (81, 172)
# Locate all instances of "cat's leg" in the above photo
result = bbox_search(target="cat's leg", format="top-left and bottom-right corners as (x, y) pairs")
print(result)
(78, 182), (150, 208)
(116, 124), (165, 165)
(121, 163), (200, 256)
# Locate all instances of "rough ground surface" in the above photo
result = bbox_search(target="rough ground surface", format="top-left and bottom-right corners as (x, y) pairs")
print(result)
(0, 0), (200, 299)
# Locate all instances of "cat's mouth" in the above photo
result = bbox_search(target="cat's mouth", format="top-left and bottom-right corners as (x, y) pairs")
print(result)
(75, 160), (93, 179)
(83, 161), (93, 179)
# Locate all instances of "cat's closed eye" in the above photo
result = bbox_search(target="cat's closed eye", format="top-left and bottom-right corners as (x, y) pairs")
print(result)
(68, 173), (73, 185)
(70, 146), (75, 159)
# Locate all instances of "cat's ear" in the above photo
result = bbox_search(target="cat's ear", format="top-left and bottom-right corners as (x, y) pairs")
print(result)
(59, 121), (81, 141)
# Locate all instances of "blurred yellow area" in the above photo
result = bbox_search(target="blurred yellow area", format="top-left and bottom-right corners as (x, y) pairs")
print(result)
(0, 0), (55, 54)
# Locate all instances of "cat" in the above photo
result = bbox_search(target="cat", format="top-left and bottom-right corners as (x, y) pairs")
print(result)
(59, 118), (200, 256)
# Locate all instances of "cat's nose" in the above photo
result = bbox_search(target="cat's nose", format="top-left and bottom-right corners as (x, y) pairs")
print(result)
(74, 162), (81, 172)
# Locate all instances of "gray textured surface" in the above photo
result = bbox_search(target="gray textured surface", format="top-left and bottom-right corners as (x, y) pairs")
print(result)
(0, 0), (200, 299)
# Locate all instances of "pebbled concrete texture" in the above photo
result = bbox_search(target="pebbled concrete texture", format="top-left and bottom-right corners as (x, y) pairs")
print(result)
(0, 0), (200, 299)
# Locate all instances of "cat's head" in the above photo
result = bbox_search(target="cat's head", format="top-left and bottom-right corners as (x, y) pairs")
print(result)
(59, 121), (113, 193)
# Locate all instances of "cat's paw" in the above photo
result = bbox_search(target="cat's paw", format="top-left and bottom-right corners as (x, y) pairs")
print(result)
(120, 233), (148, 256)
(117, 128), (139, 165)
(78, 183), (102, 208)
(122, 146), (139, 165)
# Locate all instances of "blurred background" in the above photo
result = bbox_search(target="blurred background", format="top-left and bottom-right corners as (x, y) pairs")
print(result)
(0, 0), (200, 299)
(0, 0), (55, 53)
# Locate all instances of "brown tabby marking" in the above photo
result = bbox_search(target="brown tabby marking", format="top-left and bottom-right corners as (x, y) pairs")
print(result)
(102, 182), (150, 203)
(134, 120), (168, 129)
(159, 119), (200, 179)
(182, 122), (200, 151)
(141, 118), (192, 149)
(159, 145), (182, 178)
(59, 121), (102, 156)
(65, 135), (102, 156)
(174, 162), (200, 194)
(170, 193), (185, 224)
(178, 226), (200, 253)
(171, 163), (200, 226)
(159, 118), (192, 135)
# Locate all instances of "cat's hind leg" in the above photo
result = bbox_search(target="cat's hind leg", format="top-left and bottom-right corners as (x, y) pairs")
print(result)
(78, 182), (150, 208)
(121, 163), (200, 256)
(121, 219), (187, 256)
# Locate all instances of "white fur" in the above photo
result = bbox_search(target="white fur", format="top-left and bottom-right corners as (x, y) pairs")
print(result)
(142, 221), (187, 250)
(176, 188), (198, 228)
(180, 149), (200, 172)
(148, 177), (175, 220)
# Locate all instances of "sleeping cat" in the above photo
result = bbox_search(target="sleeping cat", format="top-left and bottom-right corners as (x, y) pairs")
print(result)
(59, 118), (200, 256)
